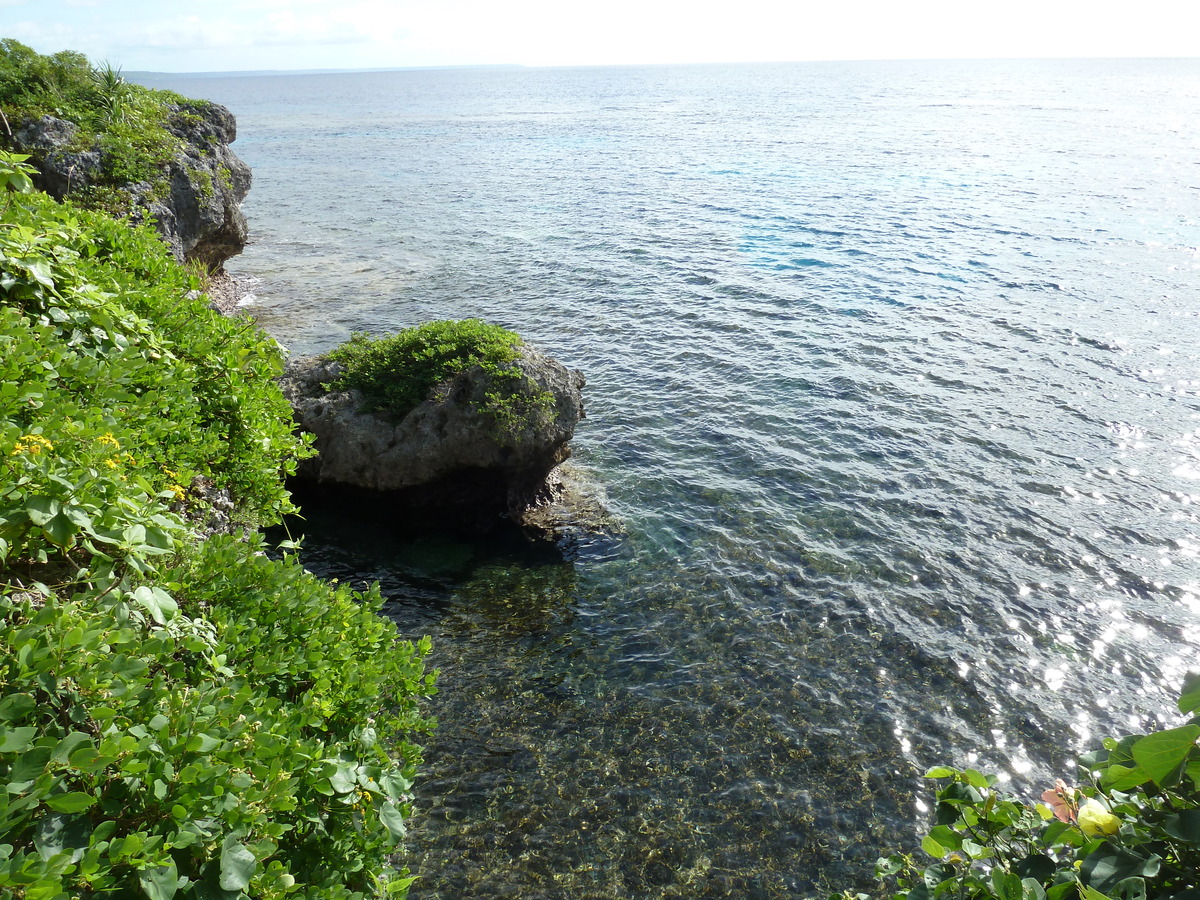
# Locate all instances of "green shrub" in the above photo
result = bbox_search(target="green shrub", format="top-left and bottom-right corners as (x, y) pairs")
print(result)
(0, 173), (307, 568)
(0, 40), (199, 212)
(0, 541), (434, 900)
(0, 152), (436, 898)
(327, 319), (552, 429)
(0, 41), (93, 121)
(870, 674), (1200, 900)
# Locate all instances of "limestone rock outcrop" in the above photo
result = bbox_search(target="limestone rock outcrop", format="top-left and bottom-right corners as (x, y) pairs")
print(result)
(11, 101), (251, 272)
(279, 345), (586, 532)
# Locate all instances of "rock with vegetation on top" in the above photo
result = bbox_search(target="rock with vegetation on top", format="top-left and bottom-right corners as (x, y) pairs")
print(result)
(279, 341), (586, 532)
(11, 101), (251, 271)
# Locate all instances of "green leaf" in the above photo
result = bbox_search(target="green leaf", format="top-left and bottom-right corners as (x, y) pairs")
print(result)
(3, 170), (33, 194)
(44, 792), (96, 813)
(219, 835), (257, 891)
(131, 585), (178, 625)
(51, 731), (93, 763)
(140, 861), (179, 900)
(111, 654), (148, 679)
(380, 770), (413, 797)
(68, 746), (118, 775)
(962, 838), (989, 860)
(921, 834), (946, 858)
(0, 726), (37, 753)
(1042, 820), (1077, 846)
(1131, 725), (1200, 786)
(186, 733), (222, 753)
(41, 511), (76, 548)
(927, 825), (963, 852)
(992, 869), (1022, 900)
(963, 769), (993, 789)
(1107, 735), (1140, 769)
(1015, 854), (1055, 881)
(1112, 878), (1147, 900)
(1101, 763), (1150, 791)
(925, 766), (956, 778)
(1180, 672), (1200, 715)
(1163, 809), (1200, 845)
(378, 801), (407, 841)
(11, 745), (52, 784)
(329, 761), (357, 794)
(24, 495), (61, 526)
(0, 693), (36, 723)
(24, 258), (54, 287)
(876, 855), (905, 877)
(1078, 749), (1109, 771)
(63, 504), (94, 529)
(1081, 847), (1161, 894)
(34, 812), (91, 863)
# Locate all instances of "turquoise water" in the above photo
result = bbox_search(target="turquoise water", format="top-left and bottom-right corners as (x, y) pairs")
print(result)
(142, 59), (1200, 897)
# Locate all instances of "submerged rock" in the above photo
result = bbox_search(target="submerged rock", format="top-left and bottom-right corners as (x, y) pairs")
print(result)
(520, 461), (626, 552)
(279, 344), (587, 533)
(11, 101), (251, 272)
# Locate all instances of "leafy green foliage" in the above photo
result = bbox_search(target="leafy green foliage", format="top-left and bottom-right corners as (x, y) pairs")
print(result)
(872, 676), (1200, 900)
(1, 155), (436, 898)
(0, 151), (34, 196)
(0, 544), (434, 900)
(0, 184), (307, 567)
(0, 40), (199, 212)
(327, 319), (553, 429)
(91, 60), (133, 126)
(0, 40), (93, 117)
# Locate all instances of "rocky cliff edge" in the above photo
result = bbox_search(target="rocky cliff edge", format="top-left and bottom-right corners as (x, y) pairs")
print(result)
(11, 100), (251, 272)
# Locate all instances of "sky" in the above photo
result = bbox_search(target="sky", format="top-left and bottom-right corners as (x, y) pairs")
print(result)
(2, 0), (1198, 73)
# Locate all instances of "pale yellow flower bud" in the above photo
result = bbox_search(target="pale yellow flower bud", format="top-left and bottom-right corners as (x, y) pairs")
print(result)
(1078, 798), (1120, 837)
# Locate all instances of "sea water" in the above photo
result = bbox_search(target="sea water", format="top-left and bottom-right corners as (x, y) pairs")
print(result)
(139, 59), (1200, 897)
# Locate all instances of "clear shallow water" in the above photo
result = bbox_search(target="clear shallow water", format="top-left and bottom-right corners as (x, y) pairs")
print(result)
(139, 60), (1200, 897)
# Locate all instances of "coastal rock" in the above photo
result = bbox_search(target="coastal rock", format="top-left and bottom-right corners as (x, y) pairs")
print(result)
(279, 344), (586, 532)
(11, 117), (102, 195)
(10, 101), (251, 272)
(520, 461), (626, 551)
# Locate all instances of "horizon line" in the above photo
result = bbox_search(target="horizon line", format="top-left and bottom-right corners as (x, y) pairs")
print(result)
(128, 54), (1200, 79)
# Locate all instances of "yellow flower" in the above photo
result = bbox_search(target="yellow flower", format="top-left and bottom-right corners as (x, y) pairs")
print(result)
(1078, 798), (1120, 837)
(97, 432), (121, 450)
(11, 434), (53, 456)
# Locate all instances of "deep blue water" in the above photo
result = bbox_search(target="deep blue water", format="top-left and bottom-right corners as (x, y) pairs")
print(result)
(140, 60), (1200, 898)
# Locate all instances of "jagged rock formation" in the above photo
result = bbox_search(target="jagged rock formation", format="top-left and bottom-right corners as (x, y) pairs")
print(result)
(10, 101), (251, 272)
(279, 345), (587, 533)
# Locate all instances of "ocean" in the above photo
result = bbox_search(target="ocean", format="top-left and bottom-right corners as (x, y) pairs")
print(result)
(139, 59), (1200, 898)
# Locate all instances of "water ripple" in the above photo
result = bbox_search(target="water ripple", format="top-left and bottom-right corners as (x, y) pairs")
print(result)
(142, 58), (1200, 898)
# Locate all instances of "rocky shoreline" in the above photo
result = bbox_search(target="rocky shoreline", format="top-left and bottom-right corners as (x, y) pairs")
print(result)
(201, 269), (256, 315)
(15, 89), (613, 546)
